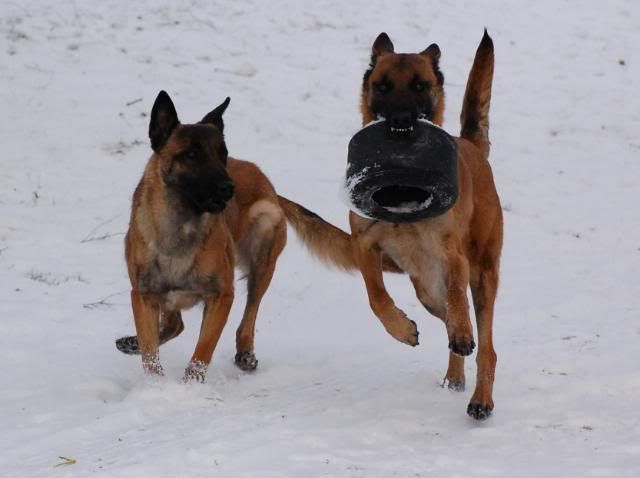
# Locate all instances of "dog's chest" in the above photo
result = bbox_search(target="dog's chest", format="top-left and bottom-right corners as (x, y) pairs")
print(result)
(378, 224), (446, 283)
(156, 216), (207, 254)
(137, 253), (219, 310)
(155, 252), (196, 289)
(137, 217), (220, 308)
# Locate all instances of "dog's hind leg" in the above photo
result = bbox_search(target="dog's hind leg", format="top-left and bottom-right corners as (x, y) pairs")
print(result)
(444, 354), (466, 391)
(410, 275), (465, 391)
(115, 310), (184, 355)
(467, 247), (500, 420)
(414, 289), (467, 392)
(442, 237), (476, 358)
(235, 200), (287, 371)
(159, 310), (185, 344)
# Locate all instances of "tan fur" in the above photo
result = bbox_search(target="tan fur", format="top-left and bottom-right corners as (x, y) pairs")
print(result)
(125, 150), (287, 380)
(277, 196), (403, 273)
(361, 52), (445, 126)
(280, 32), (502, 419)
(277, 196), (360, 271)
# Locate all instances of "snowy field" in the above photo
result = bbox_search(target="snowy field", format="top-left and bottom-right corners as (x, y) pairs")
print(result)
(1, 0), (639, 476)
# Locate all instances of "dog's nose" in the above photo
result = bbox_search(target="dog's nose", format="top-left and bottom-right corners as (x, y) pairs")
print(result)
(219, 181), (234, 201)
(389, 112), (414, 132)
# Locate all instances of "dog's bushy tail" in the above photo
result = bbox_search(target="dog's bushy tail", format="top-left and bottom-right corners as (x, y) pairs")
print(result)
(460, 29), (494, 158)
(277, 195), (356, 271)
(277, 195), (402, 273)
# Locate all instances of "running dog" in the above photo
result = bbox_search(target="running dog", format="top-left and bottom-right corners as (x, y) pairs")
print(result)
(278, 31), (502, 419)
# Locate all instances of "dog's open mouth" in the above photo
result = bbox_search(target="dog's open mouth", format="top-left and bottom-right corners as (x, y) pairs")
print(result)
(372, 185), (433, 213)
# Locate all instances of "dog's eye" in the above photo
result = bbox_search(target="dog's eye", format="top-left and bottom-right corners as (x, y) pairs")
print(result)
(414, 81), (430, 92)
(375, 82), (392, 94)
(181, 150), (196, 161)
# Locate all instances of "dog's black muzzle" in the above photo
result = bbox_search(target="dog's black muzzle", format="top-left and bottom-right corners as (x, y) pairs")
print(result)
(197, 179), (234, 214)
(167, 174), (235, 214)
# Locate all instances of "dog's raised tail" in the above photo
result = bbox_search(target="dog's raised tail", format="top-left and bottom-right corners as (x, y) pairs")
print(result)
(460, 29), (494, 158)
(277, 195), (402, 273)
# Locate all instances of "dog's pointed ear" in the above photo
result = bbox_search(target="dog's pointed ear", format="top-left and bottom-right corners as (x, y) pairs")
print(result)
(372, 32), (394, 58)
(421, 43), (444, 85)
(200, 97), (231, 133)
(149, 91), (179, 152)
(421, 43), (441, 62)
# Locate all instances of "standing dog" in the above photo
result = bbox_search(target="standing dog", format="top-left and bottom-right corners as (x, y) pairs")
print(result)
(116, 91), (287, 381)
(278, 31), (502, 419)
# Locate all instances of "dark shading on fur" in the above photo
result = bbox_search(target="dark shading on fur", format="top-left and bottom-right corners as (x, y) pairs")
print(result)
(149, 91), (179, 152)
(460, 29), (494, 155)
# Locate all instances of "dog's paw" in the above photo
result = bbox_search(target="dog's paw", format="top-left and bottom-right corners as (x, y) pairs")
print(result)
(142, 352), (164, 376)
(388, 318), (419, 347)
(405, 319), (420, 346)
(115, 335), (141, 355)
(467, 401), (493, 420)
(183, 360), (207, 383)
(443, 377), (466, 392)
(448, 335), (475, 356)
(235, 351), (258, 372)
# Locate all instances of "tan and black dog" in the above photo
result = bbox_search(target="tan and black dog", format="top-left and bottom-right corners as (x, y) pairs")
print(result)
(116, 91), (287, 381)
(278, 31), (502, 419)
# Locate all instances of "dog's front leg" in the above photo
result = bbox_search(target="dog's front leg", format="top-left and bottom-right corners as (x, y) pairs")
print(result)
(444, 244), (475, 357)
(352, 240), (419, 346)
(184, 286), (235, 382)
(131, 290), (163, 375)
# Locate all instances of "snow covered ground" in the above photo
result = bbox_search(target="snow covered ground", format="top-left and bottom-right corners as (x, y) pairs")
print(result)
(1, 0), (639, 476)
